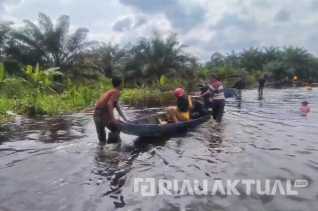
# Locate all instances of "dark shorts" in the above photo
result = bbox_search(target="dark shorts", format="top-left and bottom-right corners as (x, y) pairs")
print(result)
(94, 109), (120, 144)
(211, 99), (225, 122)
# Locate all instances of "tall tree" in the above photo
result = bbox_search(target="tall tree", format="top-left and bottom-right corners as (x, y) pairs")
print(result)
(0, 21), (12, 61)
(121, 33), (193, 84)
(239, 48), (265, 72)
(282, 47), (312, 80)
(207, 52), (225, 68)
(5, 13), (91, 70)
(84, 42), (126, 77)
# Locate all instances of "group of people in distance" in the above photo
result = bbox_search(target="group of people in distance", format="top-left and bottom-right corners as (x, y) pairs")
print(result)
(93, 76), (226, 144)
(163, 76), (226, 124)
(257, 75), (311, 116)
(93, 75), (311, 145)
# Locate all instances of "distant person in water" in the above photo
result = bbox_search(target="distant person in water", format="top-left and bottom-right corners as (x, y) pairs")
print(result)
(94, 78), (128, 144)
(166, 88), (193, 123)
(258, 76), (267, 99)
(233, 76), (246, 99)
(201, 77), (225, 122)
(305, 82), (313, 91)
(300, 101), (311, 116)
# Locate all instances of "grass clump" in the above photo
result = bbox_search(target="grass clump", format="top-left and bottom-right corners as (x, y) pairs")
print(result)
(121, 88), (175, 107)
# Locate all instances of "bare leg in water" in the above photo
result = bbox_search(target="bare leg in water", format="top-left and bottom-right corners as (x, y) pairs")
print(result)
(258, 86), (264, 99)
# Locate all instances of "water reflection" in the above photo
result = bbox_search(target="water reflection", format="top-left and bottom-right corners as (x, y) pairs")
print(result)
(0, 115), (87, 144)
(0, 88), (318, 211)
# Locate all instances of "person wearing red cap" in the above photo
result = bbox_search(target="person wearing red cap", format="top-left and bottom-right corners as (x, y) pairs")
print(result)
(166, 88), (193, 123)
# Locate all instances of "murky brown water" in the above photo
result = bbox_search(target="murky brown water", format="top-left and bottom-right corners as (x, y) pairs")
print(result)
(0, 88), (317, 211)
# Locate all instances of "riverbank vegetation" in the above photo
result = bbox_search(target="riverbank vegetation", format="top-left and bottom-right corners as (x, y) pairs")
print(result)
(1, 13), (318, 120)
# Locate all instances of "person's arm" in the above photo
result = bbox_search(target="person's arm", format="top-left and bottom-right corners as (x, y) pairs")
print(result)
(218, 85), (224, 92)
(116, 102), (128, 122)
(106, 100), (115, 121)
(199, 90), (210, 97)
(188, 96), (193, 110)
(106, 91), (119, 122)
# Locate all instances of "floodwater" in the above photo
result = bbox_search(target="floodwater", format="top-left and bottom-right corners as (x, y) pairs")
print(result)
(0, 88), (317, 211)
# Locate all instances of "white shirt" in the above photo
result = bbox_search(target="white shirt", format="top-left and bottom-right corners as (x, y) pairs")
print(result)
(208, 84), (225, 100)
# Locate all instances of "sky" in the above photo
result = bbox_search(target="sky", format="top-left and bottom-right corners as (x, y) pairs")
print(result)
(1, 0), (318, 60)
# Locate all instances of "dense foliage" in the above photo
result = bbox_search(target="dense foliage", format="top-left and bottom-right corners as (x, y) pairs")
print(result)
(14, 14), (90, 68)
(1, 13), (318, 121)
(206, 47), (318, 83)
(0, 64), (174, 122)
(1, 13), (317, 86)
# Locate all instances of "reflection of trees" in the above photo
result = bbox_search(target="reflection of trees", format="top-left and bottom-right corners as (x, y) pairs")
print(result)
(3, 117), (85, 143)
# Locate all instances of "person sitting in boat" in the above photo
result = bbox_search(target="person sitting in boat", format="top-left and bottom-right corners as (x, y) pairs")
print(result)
(94, 78), (128, 144)
(166, 88), (193, 123)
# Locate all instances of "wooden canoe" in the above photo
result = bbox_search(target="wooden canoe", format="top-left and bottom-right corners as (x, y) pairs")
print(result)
(119, 113), (210, 137)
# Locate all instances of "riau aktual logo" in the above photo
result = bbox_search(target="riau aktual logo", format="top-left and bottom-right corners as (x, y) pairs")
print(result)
(133, 178), (309, 197)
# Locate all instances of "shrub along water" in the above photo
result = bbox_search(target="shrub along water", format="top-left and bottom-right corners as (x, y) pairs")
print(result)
(0, 63), (180, 123)
(0, 64), (113, 121)
(121, 89), (175, 107)
(1, 61), (265, 124)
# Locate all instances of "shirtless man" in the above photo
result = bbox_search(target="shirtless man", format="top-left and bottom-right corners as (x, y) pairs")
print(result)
(94, 78), (128, 144)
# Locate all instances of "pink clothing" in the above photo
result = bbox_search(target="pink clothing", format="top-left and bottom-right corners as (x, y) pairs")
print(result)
(211, 80), (222, 89)
(209, 80), (225, 100)
(300, 105), (311, 115)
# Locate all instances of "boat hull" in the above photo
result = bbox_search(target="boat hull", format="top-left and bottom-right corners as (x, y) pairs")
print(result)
(119, 114), (210, 137)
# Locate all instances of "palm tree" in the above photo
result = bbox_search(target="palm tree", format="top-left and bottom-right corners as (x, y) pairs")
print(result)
(121, 33), (193, 85)
(239, 47), (265, 72)
(225, 51), (241, 68)
(282, 47), (312, 80)
(207, 52), (225, 68)
(263, 47), (282, 64)
(84, 42), (127, 77)
(5, 13), (91, 70)
(0, 21), (12, 61)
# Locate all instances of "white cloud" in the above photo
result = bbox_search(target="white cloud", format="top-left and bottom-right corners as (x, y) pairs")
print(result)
(1, 0), (318, 60)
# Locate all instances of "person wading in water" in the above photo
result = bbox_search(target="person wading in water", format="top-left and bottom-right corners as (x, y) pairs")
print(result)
(201, 77), (226, 123)
(94, 78), (128, 145)
(233, 76), (246, 99)
(258, 75), (267, 99)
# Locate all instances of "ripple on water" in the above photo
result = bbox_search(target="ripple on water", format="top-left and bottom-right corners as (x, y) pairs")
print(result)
(1, 88), (318, 211)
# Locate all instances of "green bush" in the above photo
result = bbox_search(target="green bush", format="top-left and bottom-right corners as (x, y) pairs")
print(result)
(0, 98), (16, 123)
(121, 88), (175, 107)
(0, 78), (30, 98)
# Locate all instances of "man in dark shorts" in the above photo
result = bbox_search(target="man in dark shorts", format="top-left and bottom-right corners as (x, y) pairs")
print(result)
(200, 77), (226, 123)
(94, 78), (128, 144)
(258, 76), (266, 99)
(233, 76), (246, 99)
(209, 78), (226, 123)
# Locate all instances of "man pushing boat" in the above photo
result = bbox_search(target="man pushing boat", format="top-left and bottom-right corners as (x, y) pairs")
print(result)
(199, 76), (225, 123)
(94, 78), (128, 144)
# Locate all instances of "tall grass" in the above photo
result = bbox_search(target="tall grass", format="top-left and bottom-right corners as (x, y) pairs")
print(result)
(0, 98), (16, 123)
(121, 89), (175, 107)
(0, 64), (189, 122)
(0, 75), (113, 120)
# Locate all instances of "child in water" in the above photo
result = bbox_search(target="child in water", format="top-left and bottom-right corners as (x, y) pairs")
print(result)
(300, 101), (311, 116)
